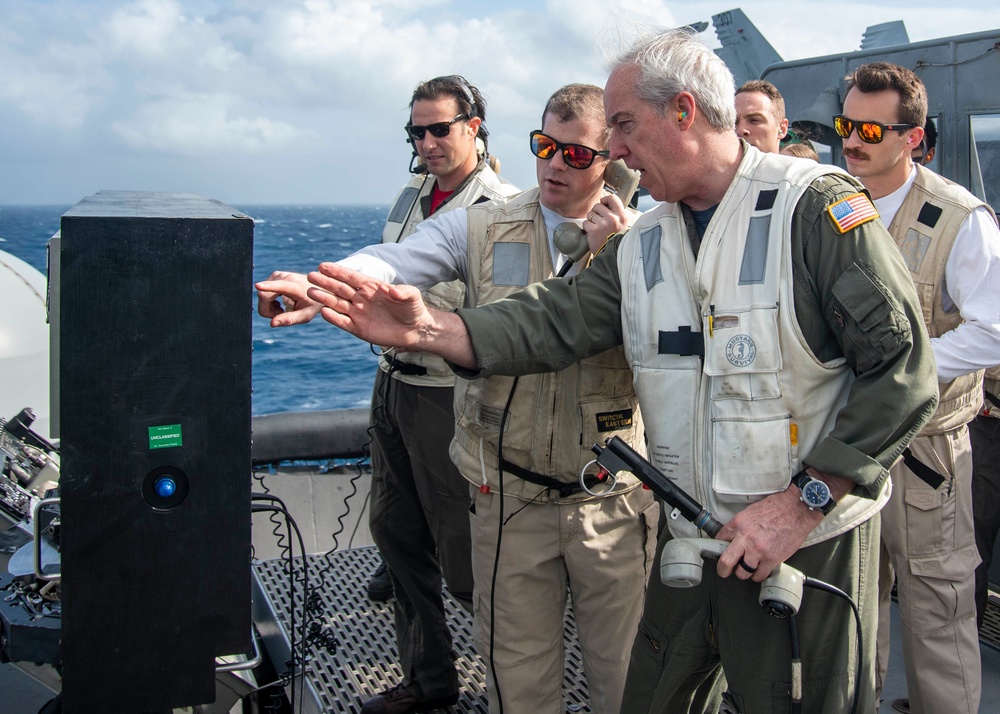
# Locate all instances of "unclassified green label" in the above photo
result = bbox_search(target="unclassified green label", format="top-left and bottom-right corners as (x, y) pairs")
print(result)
(149, 424), (182, 449)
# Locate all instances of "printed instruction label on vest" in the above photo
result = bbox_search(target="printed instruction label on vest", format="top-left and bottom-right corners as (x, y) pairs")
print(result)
(476, 403), (509, 432)
(649, 444), (680, 474)
(596, 409), (634, 432)
(149, 424), (182, 450)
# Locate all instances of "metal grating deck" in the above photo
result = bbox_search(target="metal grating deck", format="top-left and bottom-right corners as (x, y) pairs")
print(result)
(252, 547), (593, 713)
(982, 591), (1000, 653)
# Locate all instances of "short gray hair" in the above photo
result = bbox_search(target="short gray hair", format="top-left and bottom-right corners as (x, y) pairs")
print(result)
(610, 28), (736, 132)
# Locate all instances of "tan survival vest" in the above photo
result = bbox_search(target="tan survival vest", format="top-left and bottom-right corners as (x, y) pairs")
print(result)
(888, 164), (994, 433)
(450, 188), (643, 503)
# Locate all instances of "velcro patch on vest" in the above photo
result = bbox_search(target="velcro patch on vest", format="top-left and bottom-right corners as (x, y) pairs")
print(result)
(595, 408), (634, 432)
(898, 228), (931, 273)
(827, 193), (879, 234)
(492, 242), (531, 286)
(755, 189), (778, 211)
(658, 326), (704, 357)
(917, 202), (943, 228)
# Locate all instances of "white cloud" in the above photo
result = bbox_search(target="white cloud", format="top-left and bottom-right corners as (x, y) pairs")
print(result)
(1, 0), (999, 203)
(112, 94), (320, 153)
(105, 0), (187, 58)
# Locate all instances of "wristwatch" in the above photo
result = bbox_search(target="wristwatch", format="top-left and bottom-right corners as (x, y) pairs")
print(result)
(792, 470), (836, 516)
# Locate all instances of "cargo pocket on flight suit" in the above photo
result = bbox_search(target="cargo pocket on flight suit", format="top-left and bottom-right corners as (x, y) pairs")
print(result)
(628, 617), (669, 707)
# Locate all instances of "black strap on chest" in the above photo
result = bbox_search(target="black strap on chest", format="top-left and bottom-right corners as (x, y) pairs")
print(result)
(384, 354), (428, 376)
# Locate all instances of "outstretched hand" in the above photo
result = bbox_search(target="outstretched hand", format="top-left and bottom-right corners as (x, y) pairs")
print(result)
(255, 270), (323, 327)
(306, 262), (478, 367)
(306, 262), (433, 350)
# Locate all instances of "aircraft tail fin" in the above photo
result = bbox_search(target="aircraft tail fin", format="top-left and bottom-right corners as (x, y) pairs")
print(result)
(711, 8), (782, 85)
(860, 21), (910, 50)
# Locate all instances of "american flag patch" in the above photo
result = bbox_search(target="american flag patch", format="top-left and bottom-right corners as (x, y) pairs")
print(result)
(827, 193), (879, 234)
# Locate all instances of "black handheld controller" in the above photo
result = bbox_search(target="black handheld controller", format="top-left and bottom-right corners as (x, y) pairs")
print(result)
(591, 436), (722, 537)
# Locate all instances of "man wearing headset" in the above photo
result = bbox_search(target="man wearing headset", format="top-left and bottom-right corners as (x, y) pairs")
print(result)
(258, 84), (658, 714)
(258, 75), (517, 714)
(839, 62), (1000, 714)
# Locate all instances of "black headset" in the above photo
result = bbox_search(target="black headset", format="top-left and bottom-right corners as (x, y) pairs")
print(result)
(433, 74), (480, 120)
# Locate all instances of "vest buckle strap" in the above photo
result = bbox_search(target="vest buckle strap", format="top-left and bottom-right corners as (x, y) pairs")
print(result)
(384, 354), (428, 377)
(499, 457), (599, 498)
(658, 326), (705, 358)
(901, 447), (946, 489)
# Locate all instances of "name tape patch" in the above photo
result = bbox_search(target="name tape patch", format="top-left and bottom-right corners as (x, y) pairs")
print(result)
(596, 409), (634, 433)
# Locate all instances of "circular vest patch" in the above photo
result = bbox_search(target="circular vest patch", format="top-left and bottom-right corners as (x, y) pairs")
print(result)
(726, 334), (756, 367)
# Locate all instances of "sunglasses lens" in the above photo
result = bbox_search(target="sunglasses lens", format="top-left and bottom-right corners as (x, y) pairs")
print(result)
(428, 122), (453, 138)
(407, 126), (426, 140)
(834, 116), (852, 139)
(563, 144), (594, 169)
(531, 133), (557, 159)
(858, 122), (883, 144)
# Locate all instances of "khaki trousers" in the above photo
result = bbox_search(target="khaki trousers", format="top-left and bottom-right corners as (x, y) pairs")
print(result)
(876, 427), (981, 714)
(469, 485), (657, 714)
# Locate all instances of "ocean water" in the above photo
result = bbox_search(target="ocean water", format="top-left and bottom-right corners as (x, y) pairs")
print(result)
(0, 203), (387, 415)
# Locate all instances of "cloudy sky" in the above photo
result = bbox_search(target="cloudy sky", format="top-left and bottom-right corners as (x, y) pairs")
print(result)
(3, 0), (998, 206)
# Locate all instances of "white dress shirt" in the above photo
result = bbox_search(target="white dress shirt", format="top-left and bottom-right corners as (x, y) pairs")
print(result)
(338, 196), (586, 290)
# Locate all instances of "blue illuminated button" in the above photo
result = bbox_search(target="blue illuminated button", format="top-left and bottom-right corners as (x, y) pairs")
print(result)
(154, 476), (177, 498)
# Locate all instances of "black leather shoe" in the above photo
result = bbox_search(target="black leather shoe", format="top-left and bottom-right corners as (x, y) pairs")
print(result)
(360, 683), (458, 714)
(891, 698), (910, 713)
(366, 559), (393, 601)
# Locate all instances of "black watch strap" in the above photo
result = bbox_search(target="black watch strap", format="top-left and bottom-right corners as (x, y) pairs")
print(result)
(792, 470), (836, 516)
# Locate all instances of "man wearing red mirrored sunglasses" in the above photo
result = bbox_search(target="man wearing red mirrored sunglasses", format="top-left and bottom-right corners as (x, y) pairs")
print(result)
(841, 61), (1000, 714)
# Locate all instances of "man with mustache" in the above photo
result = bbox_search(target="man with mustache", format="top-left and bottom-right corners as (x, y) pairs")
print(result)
(840, 61), (1000, 714)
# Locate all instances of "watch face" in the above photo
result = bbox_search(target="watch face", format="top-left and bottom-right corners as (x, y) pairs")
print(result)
(802, 479), (831, 509)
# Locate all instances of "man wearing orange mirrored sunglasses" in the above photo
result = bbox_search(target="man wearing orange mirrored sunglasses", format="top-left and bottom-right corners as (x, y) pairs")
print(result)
(842, 61), (1000, 714)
